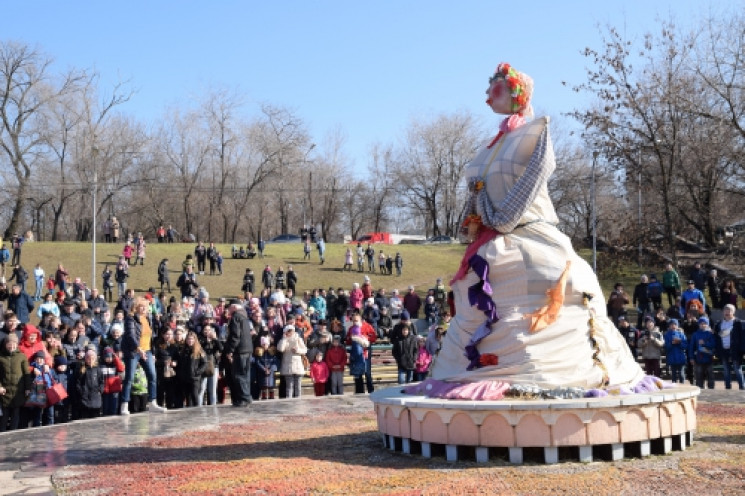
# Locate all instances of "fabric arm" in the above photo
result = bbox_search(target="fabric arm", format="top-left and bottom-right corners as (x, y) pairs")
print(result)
(479, 125), (553, 233)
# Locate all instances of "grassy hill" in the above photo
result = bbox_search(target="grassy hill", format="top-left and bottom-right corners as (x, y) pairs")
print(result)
(10, 241), (652, 312)
(13, 241), (467, 303)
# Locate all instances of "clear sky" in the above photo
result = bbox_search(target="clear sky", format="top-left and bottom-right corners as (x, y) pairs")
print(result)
(1, 1), (739, 167)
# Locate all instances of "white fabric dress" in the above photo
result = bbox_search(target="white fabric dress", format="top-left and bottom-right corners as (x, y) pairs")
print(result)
(430, 116), (645, 390)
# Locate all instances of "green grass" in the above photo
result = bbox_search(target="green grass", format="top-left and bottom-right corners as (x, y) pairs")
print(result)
(15, 241), (467, 303)
(16, 242), (645, 308)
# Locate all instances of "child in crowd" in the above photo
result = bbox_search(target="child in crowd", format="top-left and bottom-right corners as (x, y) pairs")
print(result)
(29, 350), (55, 426)
(122, 243), (133, 265)
(414, 335), (432, 382)
(216, 252), (223, 275)
(310, 352), (329, 396)
(76, 350), (103, 419)
(689, 316), (716, 389)
(253, 347), (271, 400)
(100, 347), (124, 416)
(53, 355), (71, 424)
(664, 319), (687, 384)
(424, 296), (439, 327)
(326, 335), (347, 395)
(129, 364), (148, 413)
(46, 275), (56, 296)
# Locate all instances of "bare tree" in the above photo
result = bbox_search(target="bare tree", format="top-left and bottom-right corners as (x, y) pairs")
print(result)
(259, 104), (312, 236)
(155, 108), (211, 240)
(365, 142), (395, 233)
(312, 127), (350, 241)
(573, 22), (702, 266)
(0, 41), (87, 239)
(391, 110), (481, 237)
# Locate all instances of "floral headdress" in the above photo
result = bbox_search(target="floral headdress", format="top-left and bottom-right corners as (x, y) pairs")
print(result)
(489, 63), (532, 116)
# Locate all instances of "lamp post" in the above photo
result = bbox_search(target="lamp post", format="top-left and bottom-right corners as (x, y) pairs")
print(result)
(638, 168), (642, 266)
(304, 143), (315, 230)
(591, 151), (599, 273)
(91, 144), (98, 288)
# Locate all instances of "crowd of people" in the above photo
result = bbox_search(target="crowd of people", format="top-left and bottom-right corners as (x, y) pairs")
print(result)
(13, 233), (741, 433)
(0, 237), (454, 432)
(607, 261), (745, 390)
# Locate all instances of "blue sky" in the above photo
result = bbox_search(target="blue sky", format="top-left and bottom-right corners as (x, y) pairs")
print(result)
(1, 1), (739, 167)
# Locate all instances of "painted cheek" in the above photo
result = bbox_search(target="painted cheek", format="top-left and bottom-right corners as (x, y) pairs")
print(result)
(489, 83), (504, 100)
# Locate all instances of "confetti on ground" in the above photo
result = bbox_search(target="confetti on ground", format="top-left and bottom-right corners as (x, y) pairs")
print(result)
(53, 403), (745, 495)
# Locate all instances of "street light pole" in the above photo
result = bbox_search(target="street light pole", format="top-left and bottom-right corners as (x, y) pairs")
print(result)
(638, 168), (642, 266)
(92, 145), (98, 288)
(304, 143), (315, 230)
(591, 151), (599, 273)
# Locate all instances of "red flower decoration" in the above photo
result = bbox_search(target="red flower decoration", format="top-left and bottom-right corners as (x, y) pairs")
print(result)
(479, 353), (499, 366)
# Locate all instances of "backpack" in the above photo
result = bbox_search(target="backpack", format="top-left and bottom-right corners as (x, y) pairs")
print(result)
(648, 282), (662, 299)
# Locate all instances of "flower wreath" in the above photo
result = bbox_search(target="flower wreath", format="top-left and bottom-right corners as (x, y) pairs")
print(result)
(489, 62), (530, 114)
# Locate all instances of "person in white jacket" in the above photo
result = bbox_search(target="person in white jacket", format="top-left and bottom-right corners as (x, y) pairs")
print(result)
(276, 325), (307, 398)
(32, 264), (45, 301)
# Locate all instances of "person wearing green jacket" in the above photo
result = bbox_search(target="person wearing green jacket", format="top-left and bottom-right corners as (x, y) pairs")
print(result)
(0, 334), (32, 431)
(662, 263), (681, 308)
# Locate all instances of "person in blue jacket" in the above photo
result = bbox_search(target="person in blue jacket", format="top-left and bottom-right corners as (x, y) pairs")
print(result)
(0, 244), (9, 279)
(688, 316), (717, 389)
(663, 319), (687, 384)
(7, 284), (34, 324)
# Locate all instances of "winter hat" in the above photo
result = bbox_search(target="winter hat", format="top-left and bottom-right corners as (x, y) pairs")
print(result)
(54, 355), (68, 366)
(110, 323), (124, 334)
(667, 319), (679, 327)
(33, 350), (46, 360)
(401, 310), (410, 321)
(643, 315), (654, 323)
(103, 347), (114, 358)
(698, 316), (710, 326)
(363, 275), (370, 283)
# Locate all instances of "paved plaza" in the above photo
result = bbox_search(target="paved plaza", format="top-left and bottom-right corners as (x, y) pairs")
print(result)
(0, 387), (742, 495)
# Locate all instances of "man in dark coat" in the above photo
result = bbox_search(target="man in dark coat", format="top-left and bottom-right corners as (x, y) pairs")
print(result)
(224, 300), (254, 406)
(7, 284), (34, 324)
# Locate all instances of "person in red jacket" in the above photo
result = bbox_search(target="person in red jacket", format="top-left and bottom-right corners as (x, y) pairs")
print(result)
(309, 352), (329, 396)
(100, 347), (124, 416)
(325, 335), (347, 395)
(18, 324), (51, 370)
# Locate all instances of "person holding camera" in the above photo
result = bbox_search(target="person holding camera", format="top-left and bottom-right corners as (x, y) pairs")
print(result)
(638, 315), (664, 377)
